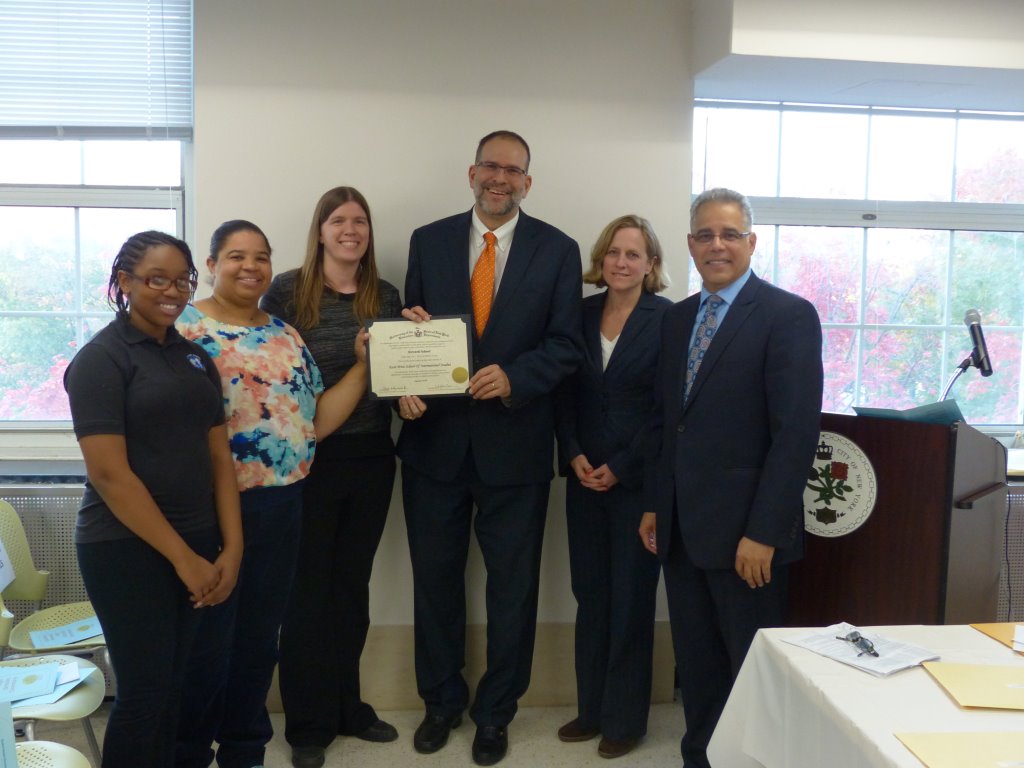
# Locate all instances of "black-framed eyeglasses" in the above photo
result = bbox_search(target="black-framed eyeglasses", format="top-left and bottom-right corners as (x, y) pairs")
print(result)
(475, 161), (528, 179)
(691, 230), (751, 245)
(123, 272), (198, 294)
(835, 630), (879, 657)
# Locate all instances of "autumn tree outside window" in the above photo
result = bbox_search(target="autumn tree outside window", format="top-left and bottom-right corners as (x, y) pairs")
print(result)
(693, 101), (1024, 427)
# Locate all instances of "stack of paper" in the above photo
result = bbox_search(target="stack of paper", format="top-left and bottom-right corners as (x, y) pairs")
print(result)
(0, 662), (96, 709)
(1007, 448), (1024, 477)
(0, 663), (61, 703)
(783, 622), (940, 676)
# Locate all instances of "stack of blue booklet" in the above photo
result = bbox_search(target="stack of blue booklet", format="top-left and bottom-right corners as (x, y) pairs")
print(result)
(0, 615), (105, 709)
(0, 661), (95, 708)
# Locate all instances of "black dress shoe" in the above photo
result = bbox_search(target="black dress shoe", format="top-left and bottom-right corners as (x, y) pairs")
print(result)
(472, 725), (508, 766)
(413, 712), (462, 754)
(598, 736), (639, 759)
(291, 745), (325, 768)
(557, 718), (600, 742)
(355, 718), (399, 743)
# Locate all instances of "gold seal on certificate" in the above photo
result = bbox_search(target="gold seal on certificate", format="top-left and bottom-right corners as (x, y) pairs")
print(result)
(366, 315), (473, 398)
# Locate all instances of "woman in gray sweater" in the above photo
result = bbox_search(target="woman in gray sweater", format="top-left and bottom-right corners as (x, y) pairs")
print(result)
(262, 186), (402, 768)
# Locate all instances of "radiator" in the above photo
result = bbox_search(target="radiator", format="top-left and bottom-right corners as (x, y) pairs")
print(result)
(0, 483), (114, 694)
(1003, 486), (1024, 622)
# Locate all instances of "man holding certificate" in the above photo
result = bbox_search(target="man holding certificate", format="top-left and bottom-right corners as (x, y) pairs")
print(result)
(396, 130), (583, 766)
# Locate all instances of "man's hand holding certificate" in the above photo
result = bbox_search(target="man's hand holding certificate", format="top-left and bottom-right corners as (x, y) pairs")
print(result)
(366, 315), (472, 398)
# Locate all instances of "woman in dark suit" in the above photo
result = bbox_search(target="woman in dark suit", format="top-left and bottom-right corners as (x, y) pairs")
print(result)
(555, 214), (670, 759)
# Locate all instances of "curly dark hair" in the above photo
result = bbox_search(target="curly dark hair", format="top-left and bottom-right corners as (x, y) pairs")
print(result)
(107, 230), (196, 313)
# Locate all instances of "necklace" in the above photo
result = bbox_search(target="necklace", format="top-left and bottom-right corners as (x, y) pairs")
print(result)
(209, 295), (264, 326)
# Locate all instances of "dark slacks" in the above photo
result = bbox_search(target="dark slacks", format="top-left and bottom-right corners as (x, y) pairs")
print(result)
(662, 524), (789, 768)
(402, 459), (550, 728)
(77, 527), (220, 768)
(565, 479), (659, 740)
(176, 483), (304, 768)
(278, 454), (395, 749)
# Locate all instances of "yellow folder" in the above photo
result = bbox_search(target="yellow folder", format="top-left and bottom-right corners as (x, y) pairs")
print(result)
(896, 732), (1024, 768)
(970, 622), (1023, 654)
(923, 661), (1024, 710)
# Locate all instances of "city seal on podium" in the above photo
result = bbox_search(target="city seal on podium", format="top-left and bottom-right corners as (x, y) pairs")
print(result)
(803, 431), (877, 537)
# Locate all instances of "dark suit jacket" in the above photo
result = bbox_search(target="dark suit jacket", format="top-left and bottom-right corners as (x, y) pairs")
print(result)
(556, 291), (671, 490)
(645, 272), (823, 569)
(397, 209), (583, 486)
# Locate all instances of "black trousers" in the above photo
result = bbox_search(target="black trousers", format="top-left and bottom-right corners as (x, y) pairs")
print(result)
(662, 524), (789, 768)
(278, 453), (395, 749)
(176, 483), (304, 768)
(402, 459), (549, 728)
(565, 479), (659, 740)
(78, 527), (219, 768)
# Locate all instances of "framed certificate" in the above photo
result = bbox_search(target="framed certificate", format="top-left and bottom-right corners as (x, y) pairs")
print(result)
(366, 315), (473, 399)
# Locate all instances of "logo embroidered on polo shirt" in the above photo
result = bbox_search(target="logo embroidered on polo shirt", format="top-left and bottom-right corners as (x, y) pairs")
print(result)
(186, 353), (205, 371)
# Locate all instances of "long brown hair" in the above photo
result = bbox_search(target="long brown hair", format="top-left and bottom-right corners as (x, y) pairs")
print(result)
(293, 186), (382, 330)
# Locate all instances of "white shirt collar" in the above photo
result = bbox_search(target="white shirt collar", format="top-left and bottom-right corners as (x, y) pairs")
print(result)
(472, 209), (519, 250)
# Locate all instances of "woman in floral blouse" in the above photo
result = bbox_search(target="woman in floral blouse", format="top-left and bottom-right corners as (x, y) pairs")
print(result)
(174, 219), (367, 768)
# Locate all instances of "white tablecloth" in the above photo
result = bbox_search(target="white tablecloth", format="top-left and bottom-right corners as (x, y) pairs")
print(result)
(707, 624), (1024, 768)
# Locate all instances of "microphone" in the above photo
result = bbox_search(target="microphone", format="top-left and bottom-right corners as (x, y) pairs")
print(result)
(964, 309), (993, 377)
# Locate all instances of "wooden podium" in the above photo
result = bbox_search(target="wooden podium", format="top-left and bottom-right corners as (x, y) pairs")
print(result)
(787, 413), (1007, 627)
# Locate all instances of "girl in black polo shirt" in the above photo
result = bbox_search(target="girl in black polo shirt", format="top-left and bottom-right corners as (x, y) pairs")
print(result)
(64, 231), (242, 768)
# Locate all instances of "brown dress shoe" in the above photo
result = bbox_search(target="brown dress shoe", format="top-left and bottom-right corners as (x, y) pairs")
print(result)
(598, 737), (638, 759)
(557, 718), (600, 742)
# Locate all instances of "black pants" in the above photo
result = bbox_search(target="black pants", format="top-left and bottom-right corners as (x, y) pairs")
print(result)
(402, 459), (549, 728)
(565, 479), (659, 740)
(176, 483), (304, 768)
(662, 525), (789, 768)
(278, 453), (395, 749)
(78, 527), (219, 768)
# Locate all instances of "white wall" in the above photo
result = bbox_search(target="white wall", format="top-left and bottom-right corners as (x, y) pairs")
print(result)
(690, 0), (733, 75)
(194, 0), (694, 625)
(730, 0), (1024, 67)
(689, 0), (1024, 110)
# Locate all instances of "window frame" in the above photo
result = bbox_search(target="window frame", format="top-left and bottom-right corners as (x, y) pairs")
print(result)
(693, 100), (1024, 432)
(0, 158), (189, 440)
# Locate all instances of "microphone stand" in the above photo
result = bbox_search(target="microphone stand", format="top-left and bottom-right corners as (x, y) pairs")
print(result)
(940, 354), (976, 401)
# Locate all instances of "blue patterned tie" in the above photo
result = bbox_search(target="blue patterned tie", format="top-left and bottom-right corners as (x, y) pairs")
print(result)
(684, 294), (723, 402)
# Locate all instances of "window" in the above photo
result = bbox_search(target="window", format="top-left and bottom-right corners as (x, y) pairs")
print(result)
(0, 146), (183, 421)
(0, 1), (192, 423)
(693, 102), (1024, 426)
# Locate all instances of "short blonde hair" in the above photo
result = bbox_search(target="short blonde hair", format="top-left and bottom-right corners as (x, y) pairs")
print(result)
(583, 214), (669, 293)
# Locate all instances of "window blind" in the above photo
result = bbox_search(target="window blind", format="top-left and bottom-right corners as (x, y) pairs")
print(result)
(0, 0), (192, 137)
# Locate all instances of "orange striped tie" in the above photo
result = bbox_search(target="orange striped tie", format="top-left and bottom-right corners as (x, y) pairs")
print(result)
(471, 231), (496, 338)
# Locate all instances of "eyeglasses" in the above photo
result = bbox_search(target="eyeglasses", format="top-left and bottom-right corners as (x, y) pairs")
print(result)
(835, 630), (879, 657)
(475, 161), (528, 179)
(691, 230), (751, 245)
(123, 273), (198, 294)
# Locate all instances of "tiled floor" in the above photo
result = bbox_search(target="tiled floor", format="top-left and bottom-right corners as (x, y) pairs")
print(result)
(34, 702), (684, 767)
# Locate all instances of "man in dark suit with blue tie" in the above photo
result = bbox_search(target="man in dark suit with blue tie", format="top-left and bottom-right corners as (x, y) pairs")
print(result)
(639, 188), (823, 768)
(396, 130), (583, 766)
